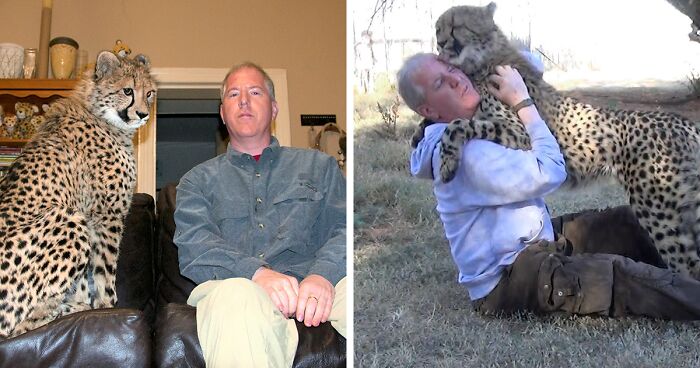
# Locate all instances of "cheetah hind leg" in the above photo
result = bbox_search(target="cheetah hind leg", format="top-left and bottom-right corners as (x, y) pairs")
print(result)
(11, 300), (92, 337)
(3, 209), (92, 338)
(9, 276), (91, 337)
(440, 118), (520, 182)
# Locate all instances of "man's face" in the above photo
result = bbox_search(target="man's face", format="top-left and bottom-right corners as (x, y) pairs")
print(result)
(414, 57), (480, 122)
(220, 67), (278, 143)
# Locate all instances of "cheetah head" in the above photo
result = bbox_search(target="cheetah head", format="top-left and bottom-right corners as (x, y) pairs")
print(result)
(86, 51), (157, 131)
(435, 2), (501, 76)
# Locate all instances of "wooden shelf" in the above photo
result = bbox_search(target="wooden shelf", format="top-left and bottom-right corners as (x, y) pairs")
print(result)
(0, 79), (78, 90)
(0, 139), (30, 148)
(0, 79), (78, 98)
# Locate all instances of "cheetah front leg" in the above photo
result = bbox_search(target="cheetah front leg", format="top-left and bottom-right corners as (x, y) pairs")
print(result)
(626, 178), (700, 278)
(410, 119), (434, 148)
(89, 215), (124, 309)
(439, 116), (530, 182)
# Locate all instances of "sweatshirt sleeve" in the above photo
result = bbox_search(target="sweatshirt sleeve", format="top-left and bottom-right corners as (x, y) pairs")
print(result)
(456, 118), (567, 206)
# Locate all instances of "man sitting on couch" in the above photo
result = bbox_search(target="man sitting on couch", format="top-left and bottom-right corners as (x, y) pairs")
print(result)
(173, 62), (347, 368)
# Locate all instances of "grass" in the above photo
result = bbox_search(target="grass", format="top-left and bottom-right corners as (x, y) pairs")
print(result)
(686, 70), (700, 98)
(353, 90), (700, 367)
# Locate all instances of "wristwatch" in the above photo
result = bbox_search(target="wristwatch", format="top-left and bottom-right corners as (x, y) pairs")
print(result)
(513, 98), (535, 113)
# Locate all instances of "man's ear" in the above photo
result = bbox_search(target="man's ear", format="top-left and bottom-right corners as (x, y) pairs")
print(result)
(417, 104), (438, 121)
(220, 104), (226, 124)
(271, 101), (279, 120)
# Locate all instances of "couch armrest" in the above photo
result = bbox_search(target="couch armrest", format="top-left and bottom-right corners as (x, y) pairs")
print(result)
(0, 308), (151, 368)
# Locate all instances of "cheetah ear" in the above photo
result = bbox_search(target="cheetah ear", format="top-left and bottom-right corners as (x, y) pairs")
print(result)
(134, 54), (150, 70)
(486, 2), (497, 16)
(95, 51), (121, 79)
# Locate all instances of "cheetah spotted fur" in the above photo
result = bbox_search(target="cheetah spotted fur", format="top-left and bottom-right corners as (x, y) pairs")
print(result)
(0, 51), (156, 338)
(420, 2), (700, 278)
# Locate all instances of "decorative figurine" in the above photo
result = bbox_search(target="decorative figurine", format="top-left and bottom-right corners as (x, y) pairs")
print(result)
(112, 39), (131, 58)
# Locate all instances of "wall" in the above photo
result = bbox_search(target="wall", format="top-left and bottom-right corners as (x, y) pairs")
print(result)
(0, 0), (346, 148)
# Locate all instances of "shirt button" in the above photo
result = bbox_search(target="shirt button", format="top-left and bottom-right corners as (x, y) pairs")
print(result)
(258, 223), (265, 229)
(256, 197), (262, 204)
(255, 173), (261, 178)
(258, 253), (265, 258)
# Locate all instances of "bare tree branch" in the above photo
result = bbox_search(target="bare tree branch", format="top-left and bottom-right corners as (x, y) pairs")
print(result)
(366, 0), (396, 32)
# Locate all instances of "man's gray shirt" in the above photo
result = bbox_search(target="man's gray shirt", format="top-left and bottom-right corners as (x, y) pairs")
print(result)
(173, 137), (346, 285)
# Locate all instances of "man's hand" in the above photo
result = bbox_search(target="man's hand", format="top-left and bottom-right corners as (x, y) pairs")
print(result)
(487, 65), (542, 124)
(252, 267), (299, 318)
(486, 65), (530, 108)
(296, 274), (335, 327)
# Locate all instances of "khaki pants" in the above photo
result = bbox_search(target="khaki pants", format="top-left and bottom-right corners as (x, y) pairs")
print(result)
(474, 206), (700, 319)
(187, 277), (347, 368)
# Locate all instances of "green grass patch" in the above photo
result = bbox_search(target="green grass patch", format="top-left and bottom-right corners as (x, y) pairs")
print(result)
(354, 90), (700, 367)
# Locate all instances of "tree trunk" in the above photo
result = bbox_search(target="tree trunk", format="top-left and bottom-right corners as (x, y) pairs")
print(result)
(666, 0), (700, 42)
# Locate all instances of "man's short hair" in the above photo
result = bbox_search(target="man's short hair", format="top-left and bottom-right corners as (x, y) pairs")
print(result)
(220, 62), (276, 102)
(396, 53), (436, 111)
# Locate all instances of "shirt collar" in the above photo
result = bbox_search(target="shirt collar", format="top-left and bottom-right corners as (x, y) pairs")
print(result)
(226, 136), (281, 165)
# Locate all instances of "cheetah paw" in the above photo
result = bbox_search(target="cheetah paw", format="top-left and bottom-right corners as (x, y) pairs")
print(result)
(440, 156), (459, 183)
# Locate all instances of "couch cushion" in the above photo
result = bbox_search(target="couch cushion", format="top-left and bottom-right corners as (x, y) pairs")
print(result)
(116, 193), (157, 321)
(155, 183), (198, 306)
(0, 309), (151, 368)
(153, 303), (346, 368)
(293, 318), (347, 368)
(153, 303), (204, 368)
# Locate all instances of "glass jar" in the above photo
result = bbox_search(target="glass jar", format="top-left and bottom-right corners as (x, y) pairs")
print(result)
(23, 48), (37, 79)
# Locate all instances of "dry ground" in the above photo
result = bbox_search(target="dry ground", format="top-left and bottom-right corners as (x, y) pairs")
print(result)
(354, 86), (700, 367)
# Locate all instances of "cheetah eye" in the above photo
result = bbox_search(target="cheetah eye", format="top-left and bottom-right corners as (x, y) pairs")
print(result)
(123, 88), (133, 96)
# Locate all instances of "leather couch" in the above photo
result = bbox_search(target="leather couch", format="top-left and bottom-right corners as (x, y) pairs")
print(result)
(0, 184), (346, 367)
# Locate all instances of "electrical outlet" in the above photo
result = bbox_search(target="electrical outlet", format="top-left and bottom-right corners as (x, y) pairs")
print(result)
(301, 114), (336, 126)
